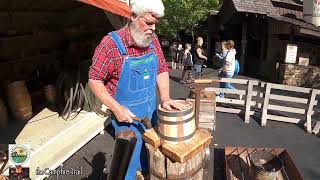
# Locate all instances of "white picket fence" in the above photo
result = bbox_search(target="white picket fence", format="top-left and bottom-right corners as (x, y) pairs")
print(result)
(193, 77), (320, 134)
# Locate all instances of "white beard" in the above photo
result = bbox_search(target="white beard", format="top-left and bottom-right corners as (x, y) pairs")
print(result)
(129, 22), (153, 48)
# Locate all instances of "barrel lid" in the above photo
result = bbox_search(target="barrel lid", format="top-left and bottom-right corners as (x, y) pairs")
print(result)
(158, 100), (193, 117)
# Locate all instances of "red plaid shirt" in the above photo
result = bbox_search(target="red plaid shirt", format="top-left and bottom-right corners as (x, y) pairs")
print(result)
(89, 25), (169, 97)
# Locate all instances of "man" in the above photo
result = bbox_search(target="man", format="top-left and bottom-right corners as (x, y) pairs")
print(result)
(88, 0), (185, 179)
(193, 37), (208, 73)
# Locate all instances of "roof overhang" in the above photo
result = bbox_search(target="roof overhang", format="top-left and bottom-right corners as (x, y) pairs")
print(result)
(300, 28), (320, 37)
(77, 0), (130, 18)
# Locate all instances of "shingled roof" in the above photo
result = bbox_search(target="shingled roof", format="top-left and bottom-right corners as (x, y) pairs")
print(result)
(232, 0), (280, 17)
(230, 0), (320, 32)
(271, 0), (302, 6)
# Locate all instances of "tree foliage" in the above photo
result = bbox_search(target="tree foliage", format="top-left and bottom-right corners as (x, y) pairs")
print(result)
(157, 0), (220, 39)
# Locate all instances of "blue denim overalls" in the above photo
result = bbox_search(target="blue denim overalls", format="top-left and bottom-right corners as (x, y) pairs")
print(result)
(109, 31), (158, 179)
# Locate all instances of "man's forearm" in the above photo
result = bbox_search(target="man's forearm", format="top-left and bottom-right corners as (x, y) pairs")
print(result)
(157, 72), (170, 102)
(88, 79), (121, 112)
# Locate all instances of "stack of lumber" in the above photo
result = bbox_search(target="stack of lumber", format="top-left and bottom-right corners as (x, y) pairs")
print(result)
(187, 98), (216, 131)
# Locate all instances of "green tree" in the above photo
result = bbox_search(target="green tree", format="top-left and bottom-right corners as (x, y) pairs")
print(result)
(157, 0), (220, 40)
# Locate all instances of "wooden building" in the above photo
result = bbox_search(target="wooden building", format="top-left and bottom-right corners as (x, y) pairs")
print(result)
(0, 0), (129, 118)
(208, 0), (320, 88)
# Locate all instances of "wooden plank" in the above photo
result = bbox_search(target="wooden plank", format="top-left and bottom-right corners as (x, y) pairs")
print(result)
(15, 108), (108, 180)
(186, 98), (214, 103)
(199, 112), (215, 121)
(193, 78), (248, 85)
(278, 150), (304, 180)
(199, 123), (214, 130)
(312, 121), (320, 135)
(306, 89), (317, 133)
(269, 94), (309, 104)
(161, 128), (212, 163)
(216, 107), (254, 115)
(216, 97), (245, 105)
(266, 114), (301, 124)
(207, 88), (246, 95)
(268, 104), (306, 114)
(219, 78), (249, 84)
(245, 80), (254, 123)
(313, 89), (320, 94)
(271, 83), (311, 93)
(261, 83), (272, 126)
(142, 128), (161, 149)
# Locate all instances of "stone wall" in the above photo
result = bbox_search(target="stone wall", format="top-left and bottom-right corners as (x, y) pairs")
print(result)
(279, 64), (320, 88)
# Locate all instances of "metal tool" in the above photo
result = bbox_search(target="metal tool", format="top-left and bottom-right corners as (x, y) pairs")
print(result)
(108, 130), (137, 180)
(133, 116), (152, 129)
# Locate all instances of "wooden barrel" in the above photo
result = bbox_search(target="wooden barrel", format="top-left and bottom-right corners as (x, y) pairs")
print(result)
(0, 98), (8, 127)
(158, 100), (196, 144)
(43, 85), (57, 104)
(7, 81), (33, 121)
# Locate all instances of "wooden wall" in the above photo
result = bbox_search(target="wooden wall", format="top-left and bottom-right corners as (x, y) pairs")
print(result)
(0, 4), (114, 89)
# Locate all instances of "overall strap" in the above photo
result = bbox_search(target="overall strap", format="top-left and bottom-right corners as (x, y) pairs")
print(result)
(109, 31), (127, 55)
(150, 42), (155, 49)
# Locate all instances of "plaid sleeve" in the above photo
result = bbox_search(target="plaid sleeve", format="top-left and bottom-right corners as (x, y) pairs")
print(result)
(153, 35), (169, 74)
(89, 36), (115, 81)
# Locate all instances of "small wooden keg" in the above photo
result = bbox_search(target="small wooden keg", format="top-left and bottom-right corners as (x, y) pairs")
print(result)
(43, 85), (57, 105)
(0, 98), (8, 127)
(7, 81), (33, 121)
(158, 100), (196, 144)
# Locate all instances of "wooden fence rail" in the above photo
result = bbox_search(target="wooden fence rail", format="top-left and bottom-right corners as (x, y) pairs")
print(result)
(189, 77), (320, 134)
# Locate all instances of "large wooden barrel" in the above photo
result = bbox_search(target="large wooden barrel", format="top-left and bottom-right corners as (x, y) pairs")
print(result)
(7, 81), (33, 121)
(158, 100), (196, 144)
(43, 84), (57, 105)
(0, 98), (8, 127)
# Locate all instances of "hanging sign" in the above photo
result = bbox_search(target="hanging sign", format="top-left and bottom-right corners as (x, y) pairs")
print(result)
(285, 44), (298, 64)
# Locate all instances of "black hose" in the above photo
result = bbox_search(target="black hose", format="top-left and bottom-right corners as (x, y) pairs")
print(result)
(56, 67), (110, 119)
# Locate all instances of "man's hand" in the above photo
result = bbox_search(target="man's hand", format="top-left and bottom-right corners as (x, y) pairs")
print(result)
(161, 99), (189, 111)
(113, 105), (135, 123)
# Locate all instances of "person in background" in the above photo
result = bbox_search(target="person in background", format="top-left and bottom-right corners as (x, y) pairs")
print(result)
(88, 0), (186, 178)
(216, 40), (227, 64)
(176, 44), (184, 69)
(181, 43), (193, 82)
(193, 37), (207, 73)
(218, 40), (237, 98)
(169, 42), (177, 69)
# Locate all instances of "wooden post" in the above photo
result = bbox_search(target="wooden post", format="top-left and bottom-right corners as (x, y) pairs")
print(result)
(240, 21), (248, 74)
(146, 143), (205, 180)
(245, 80), (254, 123)
(145, 144), (166, 179)
(261, 83), (272, 126)
(306, 89), (317, 133)
(195, 87), (201, 129)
